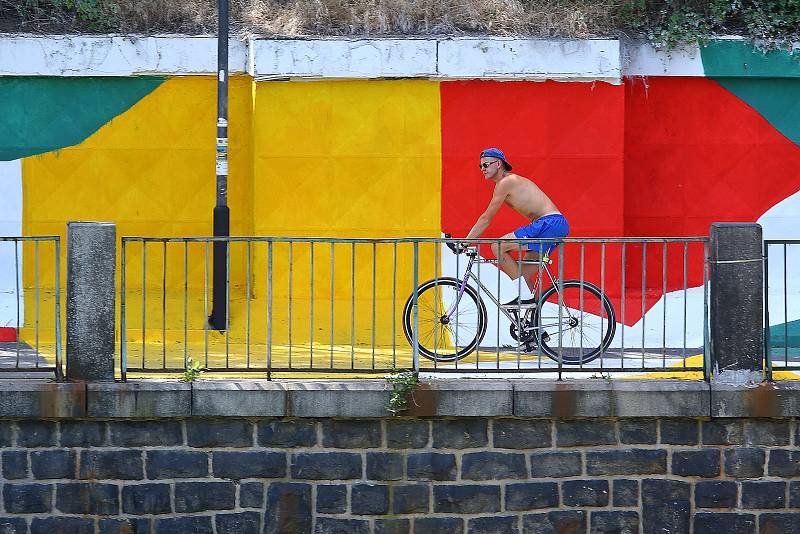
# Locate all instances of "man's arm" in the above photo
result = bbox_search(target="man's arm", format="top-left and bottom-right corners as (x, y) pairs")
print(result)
(465, 181), (510, 241)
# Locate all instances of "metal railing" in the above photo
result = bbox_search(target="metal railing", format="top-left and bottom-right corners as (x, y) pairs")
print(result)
(119, 236), (709, 379)
(0, 236), (62, 378)
(764, 240), (800, 378)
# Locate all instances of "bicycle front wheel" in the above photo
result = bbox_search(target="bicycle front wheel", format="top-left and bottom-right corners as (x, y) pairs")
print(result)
(533, 280), (616, 365)
(402, 277), (487, 362)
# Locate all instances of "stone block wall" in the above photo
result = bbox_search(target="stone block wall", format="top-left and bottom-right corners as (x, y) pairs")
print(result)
(0, 416), (798, 533)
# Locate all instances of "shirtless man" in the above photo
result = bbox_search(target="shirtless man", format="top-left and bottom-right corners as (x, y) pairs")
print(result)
(464, 148), (569, 303)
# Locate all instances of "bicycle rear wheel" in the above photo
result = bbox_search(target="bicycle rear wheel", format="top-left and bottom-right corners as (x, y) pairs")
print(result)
(403, 277), (487, 362)
(533, 280), (616, 365)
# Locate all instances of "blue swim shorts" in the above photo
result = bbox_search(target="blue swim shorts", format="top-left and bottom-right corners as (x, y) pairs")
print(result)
(513, 213), (570, 255)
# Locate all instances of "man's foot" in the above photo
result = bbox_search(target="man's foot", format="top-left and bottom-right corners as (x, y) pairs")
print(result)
(501, 296), (538, 309)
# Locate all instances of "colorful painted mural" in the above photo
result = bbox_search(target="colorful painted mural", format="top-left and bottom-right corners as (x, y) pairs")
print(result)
(1, 38), (799, 368)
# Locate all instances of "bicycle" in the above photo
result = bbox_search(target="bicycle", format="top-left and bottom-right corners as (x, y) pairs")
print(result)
(402, 235), (616, 365)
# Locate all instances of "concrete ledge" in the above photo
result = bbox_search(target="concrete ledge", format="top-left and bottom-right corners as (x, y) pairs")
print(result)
(192, 380), (285, 416)
(409, 380), (513, 417)
(513, 380), (614, 417)
(87, 381), (191, 417)
(285, 381), (392, 417)
(711, 381), (800, 417)
(0, 381), (85, 418)
(613, 380), (710, 417)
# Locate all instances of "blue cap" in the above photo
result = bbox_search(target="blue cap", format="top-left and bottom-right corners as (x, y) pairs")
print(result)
(480, 147), (512, 170)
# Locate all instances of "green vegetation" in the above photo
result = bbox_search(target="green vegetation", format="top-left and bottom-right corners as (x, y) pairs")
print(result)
(386, 369), (419, 416)
(180, 358), (205, 382)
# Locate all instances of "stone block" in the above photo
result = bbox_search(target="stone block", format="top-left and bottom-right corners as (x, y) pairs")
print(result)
(79, 449), (143, 480)
(556, 419), (615, 446)
(694, 513), (755, 534)
(375, 519), (410, 534)
(759, 514), (800, 534)
(769, 450), (800, 477)
(146, 450), (208, 479)
(60, 421), (106, 447)
(529, 451), (581, 478)
(724, 448), (765, 478)
(512, 380), (613, 417)
(561, 479), (609, 507)
(31, 449), (76, 479)
(31, 517), (94, 534)
(461, 451), (527, 480)
(392, 484), (429, 514)
(0, 518), (26, 534)
(0, 383), (84, 418)
(240, 481), (264, 508)
(414, 517), (464, 534)
(505, 482), (559, 511)
(186, 420), (254, 447)
(0, 423), (12, 446)
(467, 515), (518, 534)
(741, 481), (785, 509)
(618, 419), (657, 444)
(612, 479), (639, 507)
(695, 480), (738, 509)
(432, 419), (487, 448)
(366, 451), (403, 480)
(213, 451), (286, 480)
(590, 511), (639, 534)
(88, 381), (191, 417)
(321, 420), (381, 448)
(2, 451), (28, 479)
(122, 483), (171, 514)
(493, 419), (551, 449)
(586, 449), (667, 475)
(285, 381), (390, 417)
(99, 518), (151, 534)
(192, 381), (285, 416)
(316, 484), (347, 513)
(743, 420), (790, 446)
(216, 512), (261, 534)
(315, 518), (370, 534)
(641, 479), (690, 534)
(55, 482), (119, 515)
(265, 482), (312, 534)
(408, 380), (512, 417)
(613, 380), (709, 417)
(290, 452), (362, 480)
(3, 483), (52, 513)
(660, 419), (699, 445)
(109, 420), (182, 447)
(16, 421), (56, 447)
(351, 483), (389, 515)
(433, 485), (501, 514)
(791, 481), (800, 509)
(522, 511), (585, 534)
(154, 517), (213, 534)
(174, 481), (235, 512)
(671, 449), (721, 477)
(386, 419), (429, 448)
(702, 420), (744, 445)
(710, 382), (800, 417)
(406, 452), (457, 481)
(258, 419), (317, 447)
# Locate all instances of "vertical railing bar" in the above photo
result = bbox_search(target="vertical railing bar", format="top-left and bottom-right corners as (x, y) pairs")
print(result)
(288, 241), (293, 368)
(764, 243), (772, 380)
(351, 242), (355, 369)
(433, 242), (439, 363)
(183, 241), (188, 369)
(392, 242), (397, 367)
(204, 241), (209, 367)
(702, 240), (710, 381)
(453, 242), (459, 372)
(516, 243), (522, 368)
(579, 242), (585, 369)
(310, 242), (315, 368)
(14, 240), (20, 367)
(557, 244), (564, 380)
(662, 241), (667, 367)
(599, 241), (606, 367)
(246, 240), (252, 369)
(371, 242), (376, 369)
(641, 242), (647, 368)
(142, 242), (147, 369)
(330, 243), (335, 368)
(224, 240), (231, 367)
(162, 241), (167, 370)
(496, 239), (501, 366)
(620, 242), (626, 368)
(120, 240), (126, 381)
(35, 241), (40, 366)
(682, 242), (688, 363)
(412, 241), (419, 372)
(783, 243), (788, 367)
(267, 241), (273, 378)
(475, 242), (482, 368)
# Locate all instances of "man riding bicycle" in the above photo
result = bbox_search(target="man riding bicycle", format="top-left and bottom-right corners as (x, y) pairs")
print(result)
(462, 148), (570, 306)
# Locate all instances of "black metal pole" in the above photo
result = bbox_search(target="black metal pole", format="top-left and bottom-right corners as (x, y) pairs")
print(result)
(209, 0), (229, 331)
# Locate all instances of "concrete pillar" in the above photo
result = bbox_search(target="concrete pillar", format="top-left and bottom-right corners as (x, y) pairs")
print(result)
(66, 222), (116, 381)
(709, 223), (763, 382)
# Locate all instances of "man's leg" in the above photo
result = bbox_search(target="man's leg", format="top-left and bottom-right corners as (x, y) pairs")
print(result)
(520, 251), (542, 294)
(490, 233), (536, 292)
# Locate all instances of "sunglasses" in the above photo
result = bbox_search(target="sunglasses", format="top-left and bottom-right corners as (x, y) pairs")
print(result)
(479, 160), (500, 170)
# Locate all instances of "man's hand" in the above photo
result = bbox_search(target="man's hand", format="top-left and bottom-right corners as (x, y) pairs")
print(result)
(452, 242), (469, 255)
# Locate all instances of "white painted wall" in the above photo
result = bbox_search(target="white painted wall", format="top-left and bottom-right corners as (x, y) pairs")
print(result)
(0, 159), (23, 328)
(759, 189), (800, 328)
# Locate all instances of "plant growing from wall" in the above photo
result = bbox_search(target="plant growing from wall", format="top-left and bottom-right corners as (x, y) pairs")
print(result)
(180, 358), (205, 382)
(386, 369), (420, 416)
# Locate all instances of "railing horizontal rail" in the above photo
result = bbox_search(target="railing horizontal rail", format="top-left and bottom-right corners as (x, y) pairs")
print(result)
(119, 236), (709, 379)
